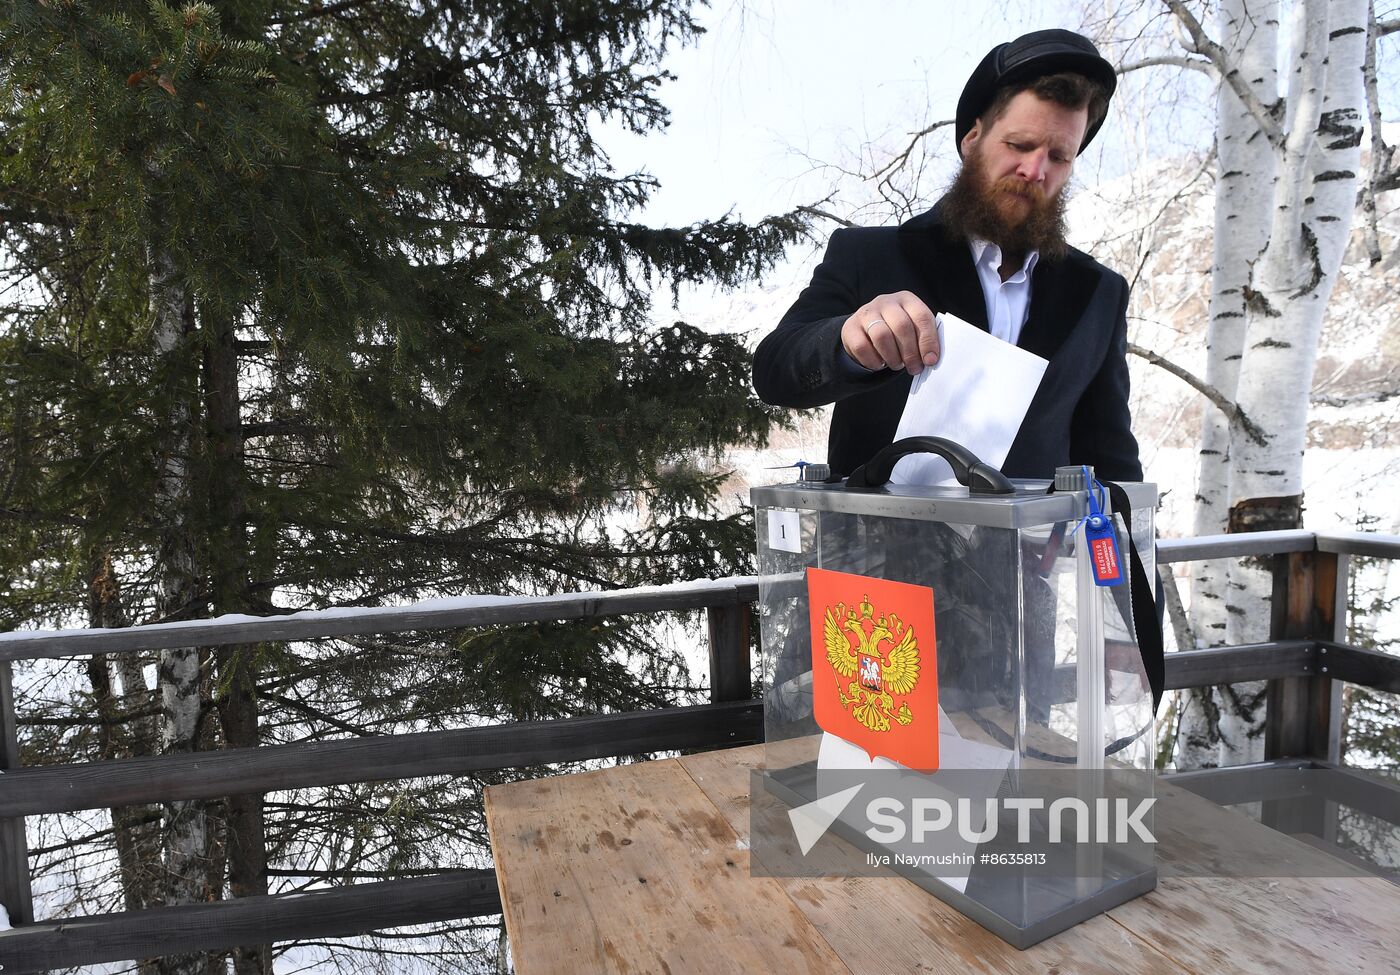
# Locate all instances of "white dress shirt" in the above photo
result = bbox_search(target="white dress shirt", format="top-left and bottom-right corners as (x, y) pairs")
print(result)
(969, 238), (1038, 347)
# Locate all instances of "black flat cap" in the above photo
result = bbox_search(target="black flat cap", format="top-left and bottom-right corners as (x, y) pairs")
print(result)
(955, 29), (1117, 157)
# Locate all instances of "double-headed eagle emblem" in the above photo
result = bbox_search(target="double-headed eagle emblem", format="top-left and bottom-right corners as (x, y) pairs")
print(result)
(822, 593), (922, 732)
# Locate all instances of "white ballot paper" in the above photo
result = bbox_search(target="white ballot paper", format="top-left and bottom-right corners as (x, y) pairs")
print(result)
(816, 721), (1013, 895)
(888, 313), (1049, 486)
(812, 313), (1037, 888)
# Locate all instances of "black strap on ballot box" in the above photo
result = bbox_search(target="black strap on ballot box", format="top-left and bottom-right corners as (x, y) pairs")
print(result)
(1045, 478), (1165, 714)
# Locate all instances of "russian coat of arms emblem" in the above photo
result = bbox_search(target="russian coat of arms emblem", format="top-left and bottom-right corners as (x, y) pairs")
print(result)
(807, 568), (939, 771)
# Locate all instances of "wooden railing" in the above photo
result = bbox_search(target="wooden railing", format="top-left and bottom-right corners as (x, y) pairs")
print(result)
(0, 530), (1397, 974)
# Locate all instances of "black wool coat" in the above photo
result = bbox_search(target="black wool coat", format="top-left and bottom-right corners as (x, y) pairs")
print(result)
(752, 203), (1143, 482)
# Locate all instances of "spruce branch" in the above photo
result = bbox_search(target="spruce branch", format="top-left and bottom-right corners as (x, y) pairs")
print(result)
(261, 691), (376, 737)
(265, 0), (377, 25)
(2, 6), (787, 957)
(241, 421), (320, 439)
(0, 206), (71, 227)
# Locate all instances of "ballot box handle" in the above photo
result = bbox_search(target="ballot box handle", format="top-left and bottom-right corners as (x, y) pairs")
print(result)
(844, 436), (1015, 495)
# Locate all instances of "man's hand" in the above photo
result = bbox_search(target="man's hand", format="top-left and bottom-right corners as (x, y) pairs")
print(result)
(840, 292), (940, 374)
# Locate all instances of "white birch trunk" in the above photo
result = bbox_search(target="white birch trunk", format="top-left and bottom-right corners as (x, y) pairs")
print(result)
(1218, 0), (1368, 763)
(87, 552), (163, 928)
(148, 241), (211, 975)
(1176, 0), (1279, 770)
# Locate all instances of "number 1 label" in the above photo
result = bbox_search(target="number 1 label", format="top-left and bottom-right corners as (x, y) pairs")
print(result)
(767, 509), (802, 554)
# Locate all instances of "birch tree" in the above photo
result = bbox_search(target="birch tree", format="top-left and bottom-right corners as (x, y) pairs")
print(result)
(1162, 0), (1369, 767)
(148, 241), (213, 974)
(1170, 0), (1281, 769)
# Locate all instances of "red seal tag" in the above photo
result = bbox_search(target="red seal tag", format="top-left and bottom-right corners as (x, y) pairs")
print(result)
(1085, 517), (1123, 587)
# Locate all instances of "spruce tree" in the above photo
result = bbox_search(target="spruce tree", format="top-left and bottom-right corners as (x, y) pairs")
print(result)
(0, 2), (803, 971)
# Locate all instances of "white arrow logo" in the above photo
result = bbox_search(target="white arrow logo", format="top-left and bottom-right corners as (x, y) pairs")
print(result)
(787, 783), (864, 855)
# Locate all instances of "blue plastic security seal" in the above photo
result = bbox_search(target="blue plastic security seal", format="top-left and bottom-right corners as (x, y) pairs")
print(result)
(1080, 465), (1123, 587)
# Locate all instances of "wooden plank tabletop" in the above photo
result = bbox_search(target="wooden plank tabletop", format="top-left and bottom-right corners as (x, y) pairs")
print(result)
(484, 745), (1400, 974)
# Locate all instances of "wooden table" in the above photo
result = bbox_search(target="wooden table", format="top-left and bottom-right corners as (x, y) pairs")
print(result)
(484, 745), (1400, 973)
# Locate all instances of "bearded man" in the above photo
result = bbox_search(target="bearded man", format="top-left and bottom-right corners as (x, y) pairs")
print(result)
(754, 29), (1142, 483)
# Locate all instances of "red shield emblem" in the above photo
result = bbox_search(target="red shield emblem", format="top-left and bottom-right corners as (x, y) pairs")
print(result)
(807, 568), (939, 772)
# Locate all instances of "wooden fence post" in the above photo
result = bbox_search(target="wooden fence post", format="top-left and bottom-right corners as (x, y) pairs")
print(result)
(706, 603), (753, 704)
(1265, 550), (1347, 762)
(0, 659), (35, 925)
(1263, 549), (1348, 839)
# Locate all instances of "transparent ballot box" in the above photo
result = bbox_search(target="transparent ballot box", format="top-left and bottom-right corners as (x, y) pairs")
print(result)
(752, 447), (1158, 949)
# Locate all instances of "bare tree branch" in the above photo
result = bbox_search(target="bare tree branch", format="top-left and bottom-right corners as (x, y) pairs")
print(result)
(1118, 146), (1217, 295)
(870, 119), (954, 182)
(266, 867), (482, 879)
(796, 205), (856, 228)
(1378, 17), (1400, 35)
(1119, 55), (1214, 75)
(261, 691), (376, 738)
(1372, 167), (1400, 193)
(1158, 564), (1197, 652)
(1127, 341), (1268, 445)
(1163, 0), (1285, 148)
(1361, 0), (1390, 265)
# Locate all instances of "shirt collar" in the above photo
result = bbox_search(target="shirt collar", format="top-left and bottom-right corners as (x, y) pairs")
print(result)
(969, 238), (1039, 282)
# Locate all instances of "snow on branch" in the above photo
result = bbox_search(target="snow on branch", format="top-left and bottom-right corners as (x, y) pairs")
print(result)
(796, 204), (857, 228)
(1164, 0), (1285, 148)
(1311, 387), (1398, 408)
(1118, 55), (1214, 76)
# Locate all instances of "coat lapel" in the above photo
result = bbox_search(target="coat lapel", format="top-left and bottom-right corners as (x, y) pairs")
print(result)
(895, 207), (989, 332)
(896, 202), (1104, 358)
(1017, 251), (1100, 360)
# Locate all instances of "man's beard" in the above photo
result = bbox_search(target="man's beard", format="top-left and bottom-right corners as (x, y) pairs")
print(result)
(940, 143), (1070, 261)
